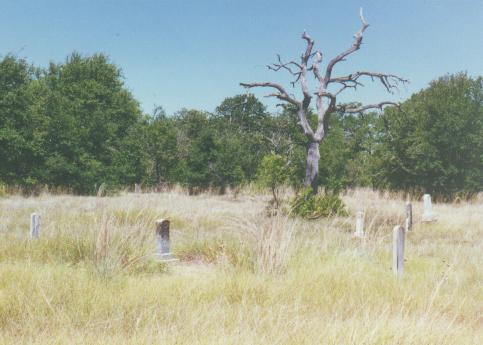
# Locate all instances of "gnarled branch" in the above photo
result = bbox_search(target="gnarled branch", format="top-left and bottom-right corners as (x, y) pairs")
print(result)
(240, 8), (406, 142)
(322, 8), (369, 88)
(330, 71), (408, 94)
(311, 50), (323, 82)
(300, 31), (315, 109)
(339, 101), (399, 113)
(267, 54), (302, 86)
(240, 82), (300, 106)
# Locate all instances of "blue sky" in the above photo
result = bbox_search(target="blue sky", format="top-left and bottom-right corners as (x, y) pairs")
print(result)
(1, 0), (482, 114)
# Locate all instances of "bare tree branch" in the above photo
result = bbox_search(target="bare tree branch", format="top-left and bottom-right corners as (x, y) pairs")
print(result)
(333, 81), (364, 96)
(322, 8), (369, 88)
(311, 9), (371, 141)
(300, 31), (315, 108)
(311, 48), (330, 140)
(311, 50), (323, 82)
(240, 82), (300, 106)
(330, 71), (408, 94)
(339, 101), (399, 113)
(301, 31), (315, 64)
(267, 54), (302, 86)
(267, 54), (302, 74)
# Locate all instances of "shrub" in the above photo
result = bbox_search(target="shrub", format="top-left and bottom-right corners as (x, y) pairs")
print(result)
(256, 154), (290, 208)
(290, 188), (348, 219)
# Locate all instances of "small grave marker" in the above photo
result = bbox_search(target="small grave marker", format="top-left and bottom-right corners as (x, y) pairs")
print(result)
(392, 225), (405, 277)
(422, 194), (436, 222)
(134, 183), (141, 194)
(354, 211), (365, 238)
(405, 202), (412, 231)
(155, 219), (177, 262)
(30, 213), (41, 239)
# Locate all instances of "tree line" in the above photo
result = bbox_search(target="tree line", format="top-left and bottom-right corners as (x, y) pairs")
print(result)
(0, 53), (481, 199)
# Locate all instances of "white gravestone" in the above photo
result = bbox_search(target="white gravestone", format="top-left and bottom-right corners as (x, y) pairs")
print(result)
(30, 213), (41, 239)
(422, 194), (436, 222)
(134, 183), (141, 194)
(354, 211), (365, 238)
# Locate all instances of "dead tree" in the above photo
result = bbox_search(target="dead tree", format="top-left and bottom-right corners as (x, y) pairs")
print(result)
(241, 9), (408, 193)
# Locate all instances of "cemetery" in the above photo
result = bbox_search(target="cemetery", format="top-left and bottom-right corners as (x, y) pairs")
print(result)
(0, 2), (481, 344)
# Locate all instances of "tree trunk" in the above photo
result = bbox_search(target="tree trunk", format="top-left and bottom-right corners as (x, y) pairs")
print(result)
(304, 141), (320, 194)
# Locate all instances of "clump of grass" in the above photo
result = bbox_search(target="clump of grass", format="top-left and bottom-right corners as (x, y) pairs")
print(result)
(229, 212), (297, 274)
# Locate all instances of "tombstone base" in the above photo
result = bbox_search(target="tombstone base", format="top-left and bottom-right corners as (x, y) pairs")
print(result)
(353, 231), (365, 239)
(155, 253), (179, 263)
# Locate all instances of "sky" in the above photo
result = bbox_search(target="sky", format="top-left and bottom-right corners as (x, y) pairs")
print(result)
(1, 0), (482, 115)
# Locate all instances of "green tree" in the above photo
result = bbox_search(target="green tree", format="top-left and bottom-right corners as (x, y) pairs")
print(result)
(213, 94), (271, 181)
(211, 134), (245, 194)
(174, 108), (246, 194)
(377, 73), (483, 199)
(0, 55), (47, 189)
(339, 111), (381, 187)
(257, 154), (290, 208)
(145, 107), (179, 187)
(174, 109), (217, 193)
(41, 53), (144, 193)
(215, 93), (269, 132)
(115, 116), (152, 187)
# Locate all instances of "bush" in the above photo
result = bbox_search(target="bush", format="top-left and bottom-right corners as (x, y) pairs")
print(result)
(256, 154), (290, 208)
(290, 188), (348, 219)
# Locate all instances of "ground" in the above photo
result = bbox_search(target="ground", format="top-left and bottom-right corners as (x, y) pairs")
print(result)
(0, 189), (481, 344)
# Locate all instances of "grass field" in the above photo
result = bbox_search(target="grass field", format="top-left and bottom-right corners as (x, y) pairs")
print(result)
(0, 189), (481, 344)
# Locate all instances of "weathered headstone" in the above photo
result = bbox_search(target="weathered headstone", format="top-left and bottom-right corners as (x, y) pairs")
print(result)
(354, 211), (365, 238)
(422, 194), (436, 222)
(405, 202), (412, 231)
(392, 225), (405, 277)
(134, 183), (141, 194)
(155, 219), (177, 261)
(30, 213), (41, 239)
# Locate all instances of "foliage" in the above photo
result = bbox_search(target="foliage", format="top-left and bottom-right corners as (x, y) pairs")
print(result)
(214, 93), (269, 133)
(0, 55), (44, 189)
(272, 106), (381, 192)
(256, 154), (290, 207)
(376, 73), (483, 199)
(0, 53), (480, 199)
(144, 107), (178, 187)
(213, 94), (271, 182)
(290, 188), (348, 219)
(0, 53), (144, 194)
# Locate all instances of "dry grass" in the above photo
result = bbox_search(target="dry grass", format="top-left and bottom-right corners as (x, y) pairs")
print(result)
(0, 188), (481, 344)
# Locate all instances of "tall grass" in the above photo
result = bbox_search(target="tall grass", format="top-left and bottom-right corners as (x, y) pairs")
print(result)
(0, 189), (481, 344)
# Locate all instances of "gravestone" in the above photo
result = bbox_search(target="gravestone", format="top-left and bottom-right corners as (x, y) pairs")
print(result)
(392, 225), (405, 277)
(30, 213), (41, 239)
(405, 202), (412, 231)
(422, 194), (436, 222)
(155, 219), (177, 262)
(134, 183), (141, 194)
(354, 211), (365, 238)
